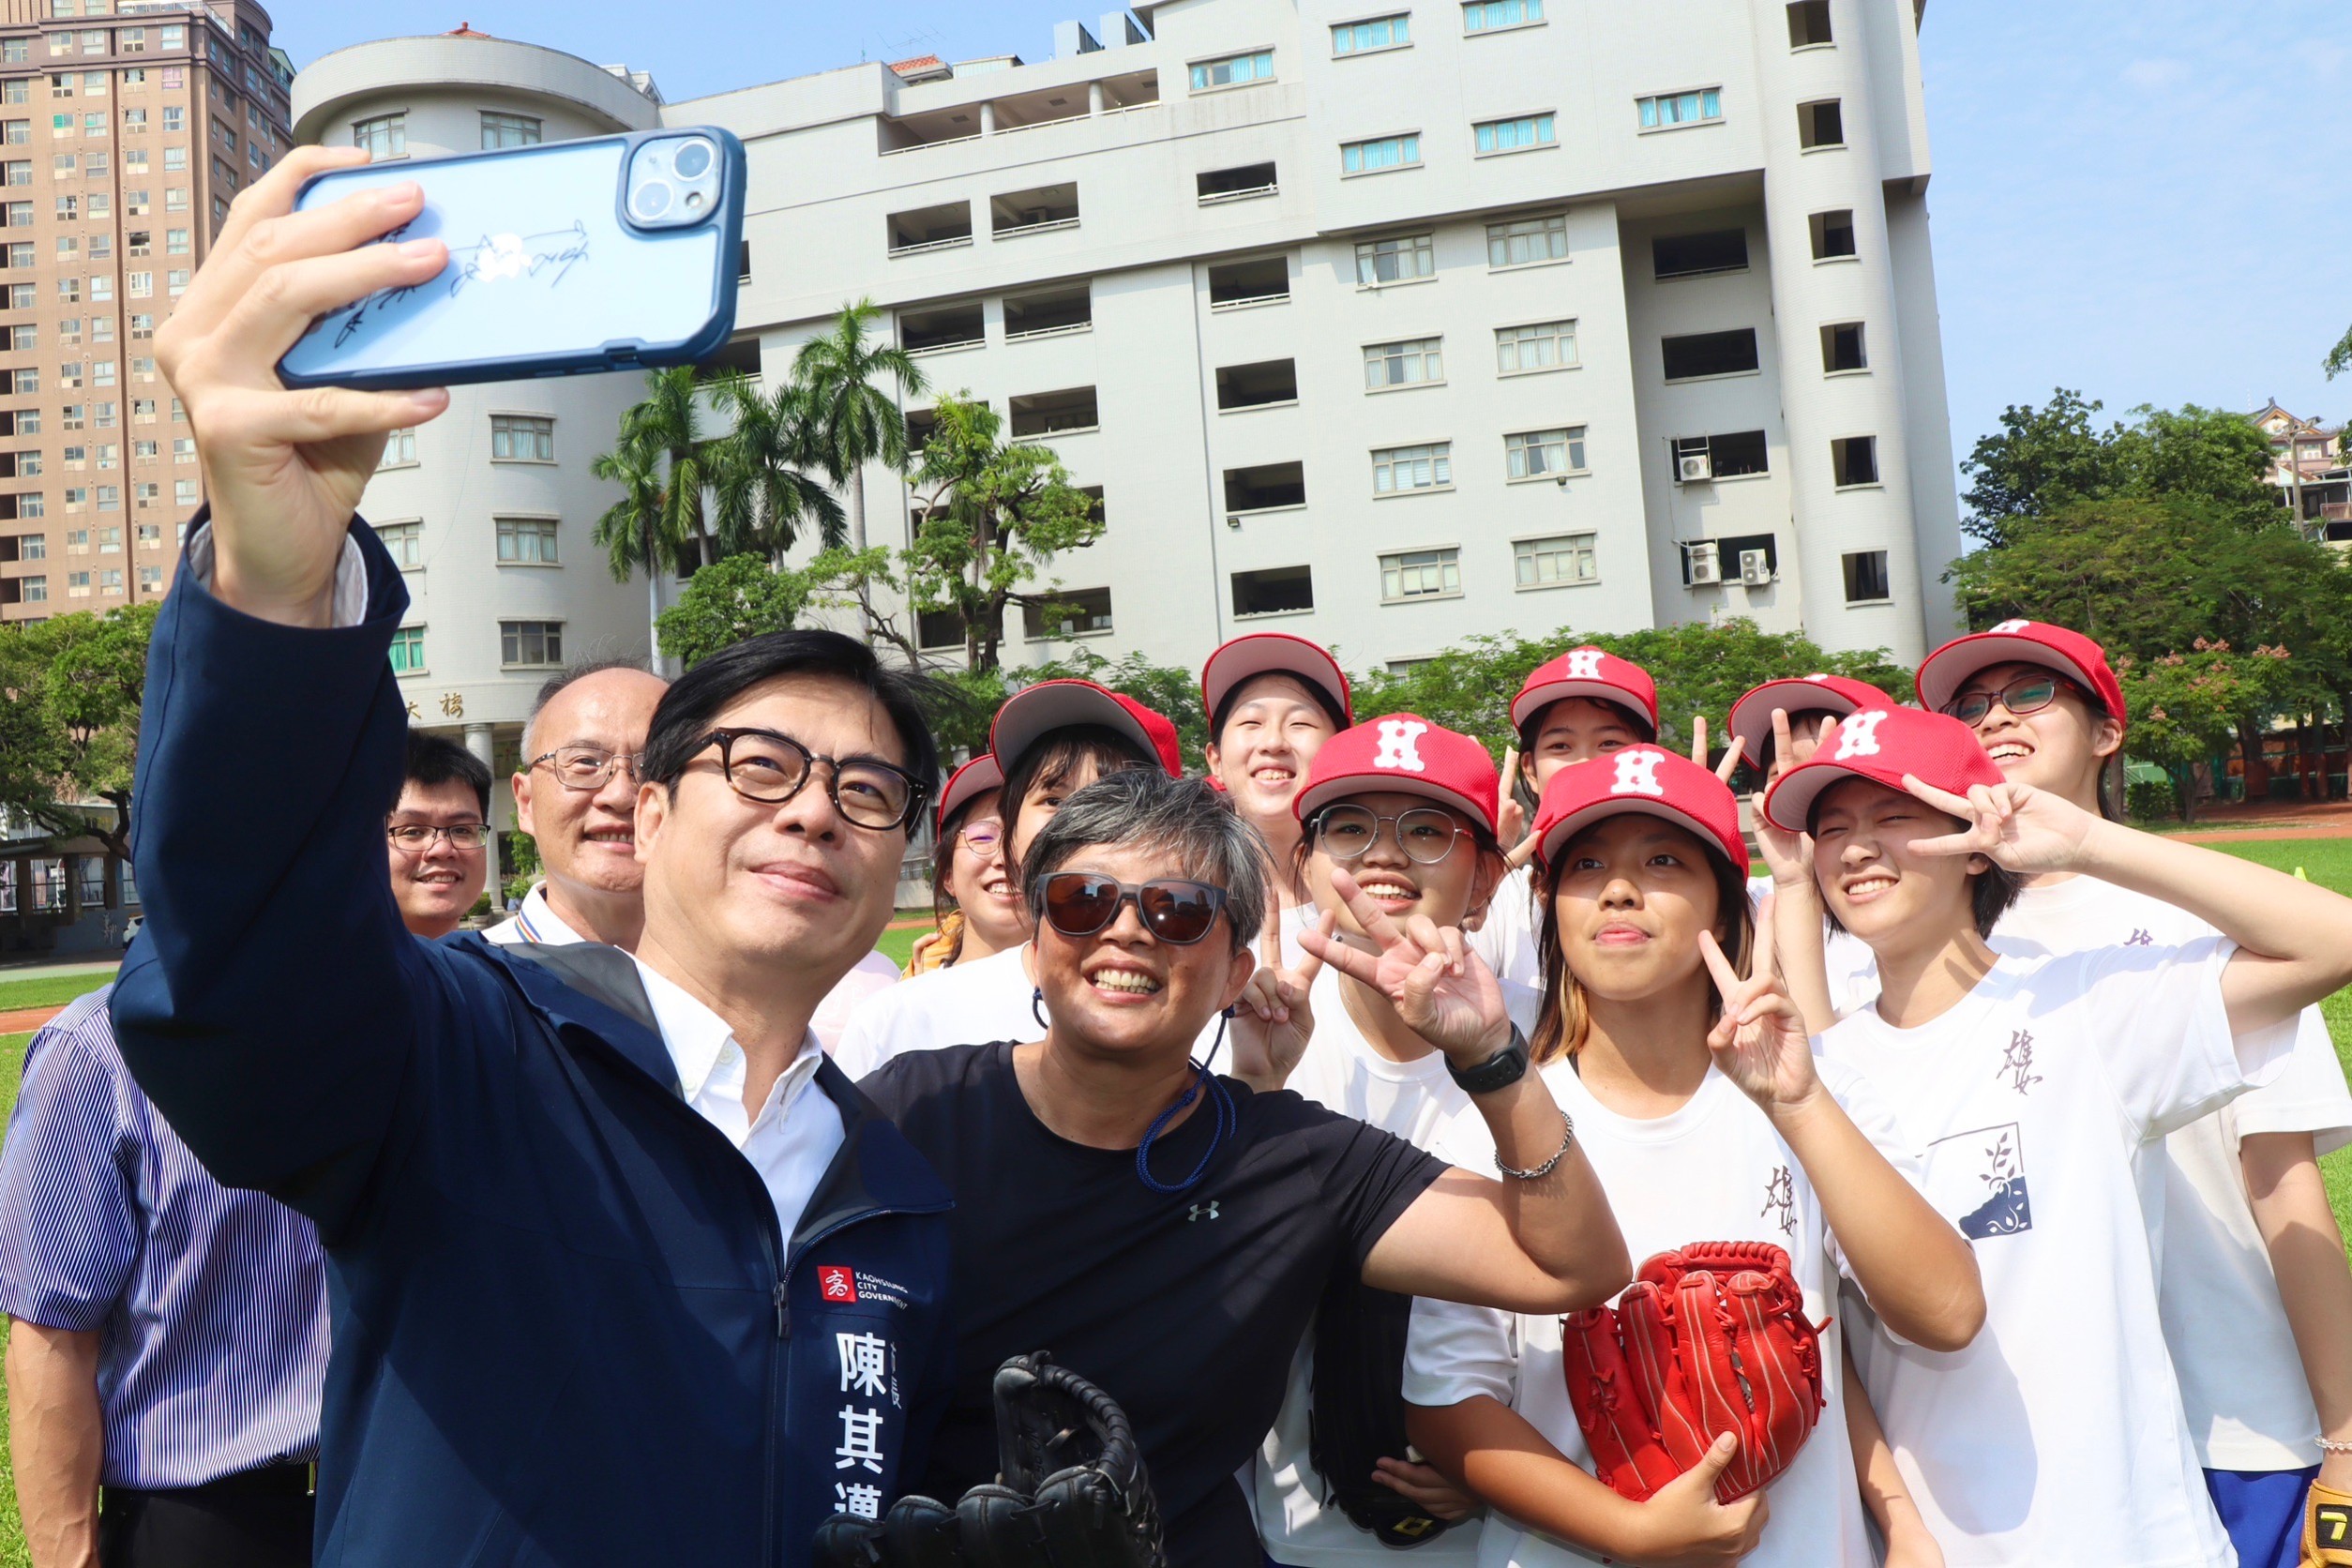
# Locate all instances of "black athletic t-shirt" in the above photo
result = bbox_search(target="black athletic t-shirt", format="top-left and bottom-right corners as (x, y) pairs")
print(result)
(860, 1041), (1450, 1568)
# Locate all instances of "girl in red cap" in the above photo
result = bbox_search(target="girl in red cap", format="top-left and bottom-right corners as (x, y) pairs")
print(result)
(1401, 745), (1981, 1568)
(1917, 621), (2352, 1568)
(1762, 706), (2352, 1568)
(904, 757), (1026, 977)
(1199, 633), (1353, 963)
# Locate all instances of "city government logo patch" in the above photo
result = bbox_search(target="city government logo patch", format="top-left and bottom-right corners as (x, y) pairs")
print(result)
(818, 1265), (858, 1303)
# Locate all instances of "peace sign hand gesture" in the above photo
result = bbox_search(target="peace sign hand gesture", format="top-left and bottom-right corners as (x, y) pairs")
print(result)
(1691, 715), (1747, 785)
(1300, 868), (1512, 1064)
(1699, 918), (1822, 1116)
(1902, 774), (2096, 875)
(1229, 912), (1330, 1093)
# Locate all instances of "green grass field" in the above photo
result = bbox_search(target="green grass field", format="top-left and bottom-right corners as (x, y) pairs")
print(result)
(0, 973), (116, 1015)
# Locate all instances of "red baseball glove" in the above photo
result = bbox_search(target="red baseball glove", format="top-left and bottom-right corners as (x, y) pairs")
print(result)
(1560, 1241), (1827, 1504)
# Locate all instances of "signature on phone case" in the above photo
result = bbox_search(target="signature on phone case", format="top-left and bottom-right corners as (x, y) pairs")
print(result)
(325, 220), (593, 349)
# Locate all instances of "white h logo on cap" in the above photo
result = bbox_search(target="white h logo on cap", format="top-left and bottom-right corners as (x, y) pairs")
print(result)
(1374, 719), (1428, 773)
(1612, 749), (1665, 797)
(1833, 711), (1889, 761)
(1566, 649), (1605, 680)
(1991, 619), (2031, 634)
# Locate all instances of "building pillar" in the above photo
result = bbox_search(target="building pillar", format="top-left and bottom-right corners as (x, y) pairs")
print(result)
(464, 722), (502, 901)
(1087, 81), (1105, 116)
(62, 853), (82, 925)
(979, 100), (996, 136)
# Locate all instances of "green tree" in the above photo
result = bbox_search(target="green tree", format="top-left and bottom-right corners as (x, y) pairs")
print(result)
(653, 553), (817, 669)
(0, 603), (156, 865)
(2114, 642), (2293, 822)
(793, 298), (927, 555)
(705, 371), (845, 560)
(1959, 391), (2281, 545)
(589, 433), (682, 654)
(1960, 388), (2123, 545)
(603, 367), (727, 573)
(2326, 324), (2352, 382)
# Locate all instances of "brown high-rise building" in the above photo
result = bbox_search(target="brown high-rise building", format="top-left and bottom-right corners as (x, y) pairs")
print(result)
(0, 0), (289, 622)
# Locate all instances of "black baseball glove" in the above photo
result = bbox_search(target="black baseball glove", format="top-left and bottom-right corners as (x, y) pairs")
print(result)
(1307, 1267), (1460, 1548)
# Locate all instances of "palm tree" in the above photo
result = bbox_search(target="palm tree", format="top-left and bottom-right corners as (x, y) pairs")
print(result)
(706, 371), (847, 561)
(590, 434), (677, 656)
(793, 298), (927, 554)
(618, 366), (718, 573)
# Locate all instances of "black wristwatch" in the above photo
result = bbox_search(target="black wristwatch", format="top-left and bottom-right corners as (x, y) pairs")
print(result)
(1447, 1024), (1530, 1095)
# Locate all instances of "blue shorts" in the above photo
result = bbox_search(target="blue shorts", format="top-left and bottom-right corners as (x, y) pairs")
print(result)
(2206, 1466), (2318, 1568)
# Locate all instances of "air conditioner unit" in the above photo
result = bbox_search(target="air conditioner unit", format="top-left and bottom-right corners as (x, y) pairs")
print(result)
(1686, 541), (1722, 585)
(1673, 437), (1713, 484)
(1739, 549), (1773, 586)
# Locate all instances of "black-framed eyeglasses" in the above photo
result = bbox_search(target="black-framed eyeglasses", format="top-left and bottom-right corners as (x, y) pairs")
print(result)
(1039, 872), (1230, 946)
(528, 746), (646, 792)
(694, 728), (927, 832)
(1311, 804), (1468, 866)
(1944, 674), (2073, 727)
(387, 822), (490, 852)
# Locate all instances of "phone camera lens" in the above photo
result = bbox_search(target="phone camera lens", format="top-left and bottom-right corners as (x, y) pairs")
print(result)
(633, 180), (672, 219)
(685, 190), (704, 212)
(673, 140), (713, 180)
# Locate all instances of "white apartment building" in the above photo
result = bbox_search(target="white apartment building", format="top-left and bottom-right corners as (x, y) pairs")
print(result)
(673, 0), (1964, 670)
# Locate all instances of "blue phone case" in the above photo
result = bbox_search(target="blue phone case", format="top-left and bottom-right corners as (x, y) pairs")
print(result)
(277, 127), (746, 391)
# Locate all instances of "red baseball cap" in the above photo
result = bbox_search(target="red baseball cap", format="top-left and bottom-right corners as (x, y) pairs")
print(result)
(1726, 674), (1897, 765)
(1201, 633), (1354, 730)
(1530, 746), (1746, 877)
(988, 679), (1184, 778)
(1914, 620), (2128, 728)
(1510, 647), (1659, 737)
(1292, 715), (1500, 837)
(1762, 707), (2004, 833)
(935, 754), (1004, 836)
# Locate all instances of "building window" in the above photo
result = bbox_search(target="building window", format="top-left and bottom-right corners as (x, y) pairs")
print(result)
(1798, 98), (1844, 149)
(1006, 386), (1097, 438)
(173, 477), (194, 505)
(1462, 0), (1542, 31)
(1496, 319), (1576, 374)
(1023, 586), (1113, 641)
(1821, 322), (1866, 373)
(1355, 232), (1434, 286)
(1332, 14), (1409, 53)
(495, 515), (558, 564)
(375, 520), (421, 569)
(1505, 426), (1585, 479)
(1196, 161), (1277, 204)
(1372, 442), (1451, 494)
(500, 620), (564, 667)
(1214, 358), (1298, 410)
(1787, 0), (1833, 46)
(351, 113), (404, 159)
(1810, 209), (1856, 260)
(1188, 49), (1273, 91)
(1487, 213), (1567, 267)
(135, 564), (158, 591)
(1380, 546), (1460, 600)
(67, 567), (90, 596)
(379, 428), (416, 468)
(1231, 565), (1314, 618)
(1342, 134), (1420, 175)
(1842, 550), (1890, 604)
(1223, 460), (1306, 512)
(388, 625), (424, 673)
(489, 414), (553, 462)
(479, 110), (539, 149)
(19, 573), (41, 600)
(1661, 327), (1760, 382)
(1638, 88), (1722, 129)
(1364, 337), (1443, 391)
(1675, 430), (1771, 480)
(1832, 435), (1878, 488)
(1473, 113), (1554, 155)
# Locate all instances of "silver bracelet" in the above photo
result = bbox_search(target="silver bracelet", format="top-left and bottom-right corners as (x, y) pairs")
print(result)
(1495, 1111), (1576, 1181)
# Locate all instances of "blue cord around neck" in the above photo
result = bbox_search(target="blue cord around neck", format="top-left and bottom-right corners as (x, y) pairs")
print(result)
(1135, 1010), (1235, 1196)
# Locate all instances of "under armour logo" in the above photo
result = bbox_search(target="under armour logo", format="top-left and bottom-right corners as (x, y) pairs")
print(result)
(1374, 719), (1428, 773)
(1990, 618), (2031, 634)
(1565, 648), (1605, 679)
(1612, 749), (1665, 797)
(1832, 711), (1889, 760)
(1188, 1201), (1220, 1222)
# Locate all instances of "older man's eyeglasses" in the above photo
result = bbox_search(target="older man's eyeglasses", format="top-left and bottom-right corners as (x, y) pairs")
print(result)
(387, 822), (490, 852)
(528, 746), (646, 792)
(1040, 872), (1229, 946)
(695, 728), (927, 832)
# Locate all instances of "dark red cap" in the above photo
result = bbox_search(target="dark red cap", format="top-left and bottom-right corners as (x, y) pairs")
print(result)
(1510, 647), (1659, 736)
(1201, 632), (1354, 729)
(1530, 746), (1746, 877)
(1726, 674), (1898, 765)
(1292, 715), (1500, 837)
(1762, 707), (2004, 833)
(1915, 620), (2127, 728)
(935, 754), (1003, 836)
(988, 679), (1184, 778)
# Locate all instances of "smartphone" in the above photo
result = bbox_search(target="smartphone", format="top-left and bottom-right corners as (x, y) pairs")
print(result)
(277, 127), (746, 391)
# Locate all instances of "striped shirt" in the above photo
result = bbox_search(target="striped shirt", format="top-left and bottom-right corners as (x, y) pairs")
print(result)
(0, 988), (328, 1488)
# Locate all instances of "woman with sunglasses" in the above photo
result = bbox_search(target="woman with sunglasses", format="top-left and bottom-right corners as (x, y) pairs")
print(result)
(1402, 746), (1981, 1568)
(1200, 633), (1353, 958)
(1916, 622), (2352, 1568)
(857, 767), (1629, 1568)
(904, 756), (1024, 976)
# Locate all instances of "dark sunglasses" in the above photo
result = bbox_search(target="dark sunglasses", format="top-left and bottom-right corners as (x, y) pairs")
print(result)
(1039, 872), (1230, 946)
(1943, 674), (2073, 727)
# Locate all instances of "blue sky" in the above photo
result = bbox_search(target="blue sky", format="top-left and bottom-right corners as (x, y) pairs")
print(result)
(279, 2), (2352, 467)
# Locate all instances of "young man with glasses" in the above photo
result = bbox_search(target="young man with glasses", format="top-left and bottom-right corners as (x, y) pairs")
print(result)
(108, 147), (957, 1568)
(386, 731), (490, 941)
(486, 658), (667, 950)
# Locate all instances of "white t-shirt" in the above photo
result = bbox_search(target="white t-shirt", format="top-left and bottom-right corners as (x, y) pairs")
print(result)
(1818, 941), (2290, 1568)
(1467, 864), (1542, 990)
(1987, 875), (2352, 1471)
(1403, 1058), (1898, 1568)
(1252, 967), (1541, 1566)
